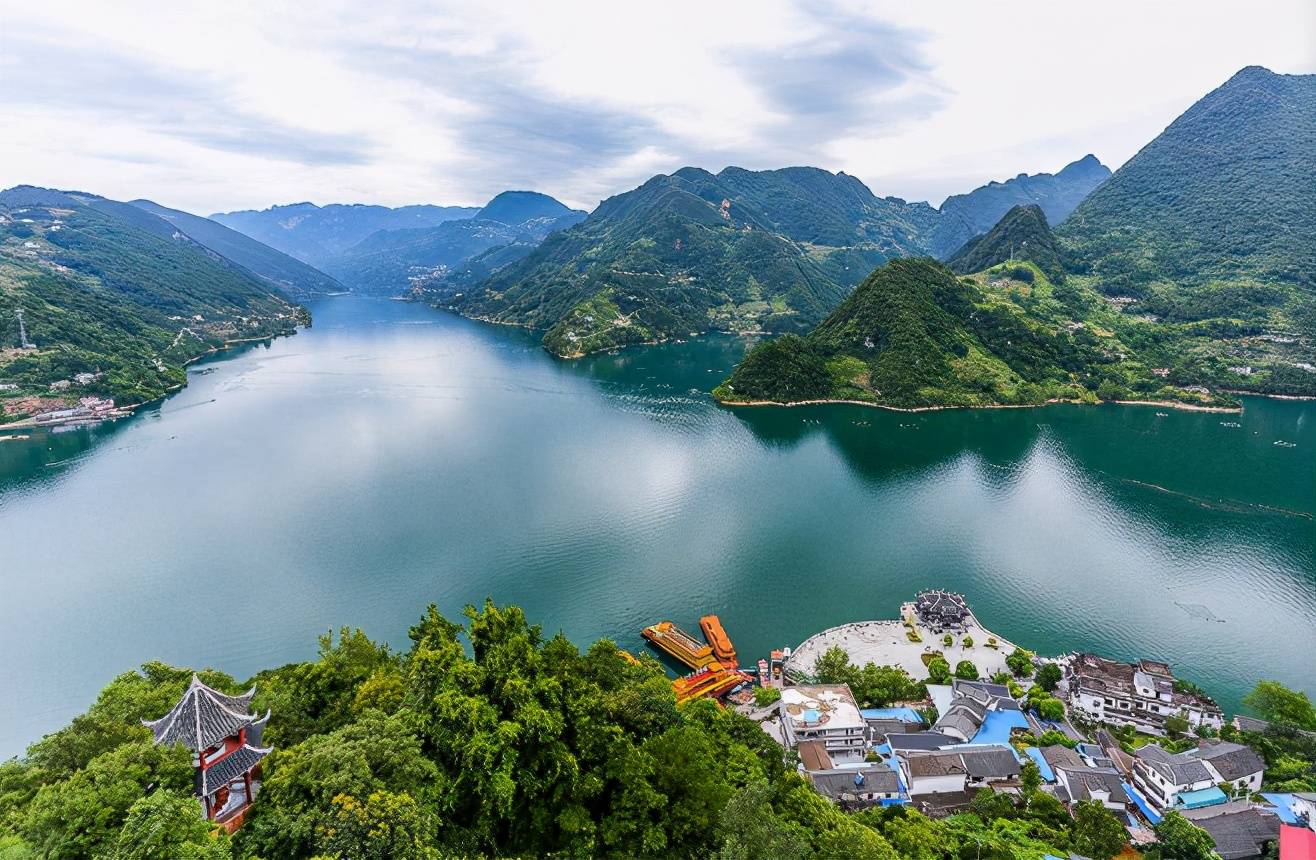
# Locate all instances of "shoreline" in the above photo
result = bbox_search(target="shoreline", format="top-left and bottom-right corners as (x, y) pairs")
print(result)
(0, 328), (302, 431)
(715, 395), (1242, 414)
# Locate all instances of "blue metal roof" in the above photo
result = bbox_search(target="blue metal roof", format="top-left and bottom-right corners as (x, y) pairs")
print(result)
(1175, 786), (1228, 809)
(1023, 746), (1056, 782)
(1125, 779), (1163, 825)
(1260, 793), (1300, 824)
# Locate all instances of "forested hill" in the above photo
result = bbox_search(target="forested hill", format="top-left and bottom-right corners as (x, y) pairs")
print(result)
(1059, 66), (1316, 316)
(211, 201), (480, 268)
(948, 204), (1067, 283)
(129, 200), (344, 299)
(438, 159), (1108, 359)
(10, 598), (1296, 859)
(938, 154), (1110, 245)
(715, 257), (1236, 410)
(0, 185), (306, 420)
(444, 166), (943, 358)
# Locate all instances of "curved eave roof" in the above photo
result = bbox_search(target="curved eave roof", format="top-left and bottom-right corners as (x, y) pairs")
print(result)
(143, 675), (261, 752)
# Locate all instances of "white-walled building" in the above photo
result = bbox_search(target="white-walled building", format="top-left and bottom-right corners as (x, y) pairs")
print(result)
(1061, 653), (1223, 735)
(780, 684), (866, 765)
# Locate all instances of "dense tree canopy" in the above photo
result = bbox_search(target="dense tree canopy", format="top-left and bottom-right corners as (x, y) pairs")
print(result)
(3, 604), (1299, 860)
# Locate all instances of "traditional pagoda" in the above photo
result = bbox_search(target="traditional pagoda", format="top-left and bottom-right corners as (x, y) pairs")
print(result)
(143, 675), (271, 830)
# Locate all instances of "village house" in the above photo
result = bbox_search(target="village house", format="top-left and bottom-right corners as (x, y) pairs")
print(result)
(1129, 741), (1263, 814)
(1039, 744), (1133, 812)
(779, 684), (867, 765)
(1060, 653), (1223, 735)
(1181, 803), (1282, 860)
(898, 745), (1020, 797)
(808, 765), (902, 808)
(932, 678), (1022, 744)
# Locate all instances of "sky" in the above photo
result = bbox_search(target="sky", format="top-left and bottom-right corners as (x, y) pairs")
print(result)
(1, 0), (1312, 215)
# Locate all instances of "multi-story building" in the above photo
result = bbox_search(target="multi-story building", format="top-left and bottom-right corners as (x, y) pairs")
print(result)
(779, 684), (867, 765)
(1131, 741), (1264, 814)
(1060, 653), (1223, 735)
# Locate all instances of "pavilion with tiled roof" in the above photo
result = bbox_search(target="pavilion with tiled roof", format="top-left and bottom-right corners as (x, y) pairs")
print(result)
(144, 675), (271, 830)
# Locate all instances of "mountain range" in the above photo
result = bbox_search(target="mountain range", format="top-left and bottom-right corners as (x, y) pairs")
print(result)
(5, 65), (1311, 418)
(0, 186), (308, 419)
(210, 201), (479, 267)
(718, 66), (1316, 407)
(435, 159), (1107, 357)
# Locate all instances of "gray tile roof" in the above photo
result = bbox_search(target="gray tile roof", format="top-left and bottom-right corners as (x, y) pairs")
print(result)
(810, 765), (901, 801)
(1189, 742), (1265, 781)
(198, 743), (271, 797)
(1136, 744), (1213, 785)
(143, 675), (264, 752)
(906, 752), (969, 778)
(1192, 809), (1280, 860)
(888, 732), (957, 751)
(1041, 744), (1085, 771)
(960, 746), (1021, 780)
(1060, 766), (1130, 805)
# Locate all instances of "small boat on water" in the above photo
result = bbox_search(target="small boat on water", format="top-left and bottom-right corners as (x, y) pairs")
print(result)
(1220, 421), (1241, 428)
(1274, 440), (1297, 448)
(1155, 412), (1168, 417)
(0, 434), (32, 442)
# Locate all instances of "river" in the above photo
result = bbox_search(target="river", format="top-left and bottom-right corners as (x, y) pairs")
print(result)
(1, 296), (1312, 757)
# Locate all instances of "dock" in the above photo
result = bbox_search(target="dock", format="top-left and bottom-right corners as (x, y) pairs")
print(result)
(672, 664), (752, 705)
(642, 621), (719, 671)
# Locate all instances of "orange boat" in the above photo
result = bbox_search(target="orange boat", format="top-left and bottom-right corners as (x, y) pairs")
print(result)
(642, 621), (718, 670)
(699, 614), (737, 667)
(672, 664), (751, 705)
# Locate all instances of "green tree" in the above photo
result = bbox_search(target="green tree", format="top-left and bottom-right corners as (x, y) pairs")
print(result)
(1165, 711), (1191, 738)
(954, 660), (979, 681)
(716, 779), (807, 860)
(1070, 798), (1128, 859)
(1036, 663), (1062, 692)
(1006, 648), (1036, 678)
(1038, 697), (1066, 721)
(753, 686), (781, 707)
(113, 790), (231, 860)
(1145, 810), (1220, 860)
(962, 635), (974, 648)
(1020, 759), (1042, 800)
(21, 738), (193, 860)
(1244, 681), (1316, 731)
(317, 790), (437, 860)
(943, 634), (954, 647)
(927, 657), (951, 685)
(813, 645), (855, 685)
(850, 664), (921, 708)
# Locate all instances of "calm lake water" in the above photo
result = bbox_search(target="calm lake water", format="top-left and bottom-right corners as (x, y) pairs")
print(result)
(2, 297), (1313, 757)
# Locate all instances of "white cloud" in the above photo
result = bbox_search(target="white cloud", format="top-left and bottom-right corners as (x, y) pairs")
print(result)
(1, 0), (1311, 213)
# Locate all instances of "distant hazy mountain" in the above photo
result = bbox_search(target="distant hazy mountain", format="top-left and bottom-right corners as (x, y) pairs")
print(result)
(317, 192), (585, 295)
(211, 201), (479, 268)
(948, 204), (1066, 283)
(936, 155), (1110, 251)
(129, 199), (343, 299)
(1060, 66), (1315, 312)
(0, 185), (306, 417)
(475, 190), (577, 224)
